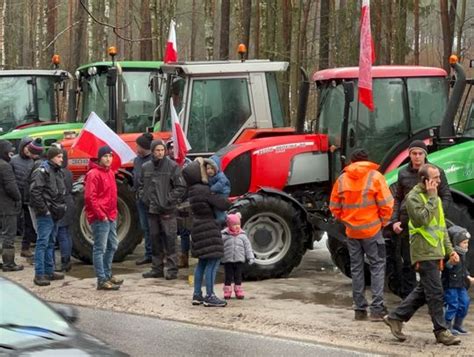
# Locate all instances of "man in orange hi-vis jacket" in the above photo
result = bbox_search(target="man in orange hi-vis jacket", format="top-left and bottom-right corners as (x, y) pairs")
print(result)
(330, 148), (394, 322)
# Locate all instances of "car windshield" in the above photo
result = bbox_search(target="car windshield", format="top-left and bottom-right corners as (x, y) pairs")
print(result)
(0, 76), (56, 133)
(0, 279), (70, 345)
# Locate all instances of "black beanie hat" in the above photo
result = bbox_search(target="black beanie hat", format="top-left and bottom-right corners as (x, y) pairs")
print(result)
(350, 148), (369, 162)
(28, 138), (44, 156)
(136, 133), (153, 150)
(448, 225), (471, 246)
(97, 145), (113, 160)
(408, 140), (428, 155)
(47, 146), (63, 161)
(150, 139), (165, 153)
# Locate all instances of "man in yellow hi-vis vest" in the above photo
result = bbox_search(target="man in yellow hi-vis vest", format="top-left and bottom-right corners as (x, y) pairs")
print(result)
(384, 164), (461, 346)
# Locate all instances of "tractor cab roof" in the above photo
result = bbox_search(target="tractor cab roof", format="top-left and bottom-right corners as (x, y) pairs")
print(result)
(313, 66), (447, 82)
(77, 61), (163, 72)
(160, 60), (288, 76)
(0, 69), (71, 78)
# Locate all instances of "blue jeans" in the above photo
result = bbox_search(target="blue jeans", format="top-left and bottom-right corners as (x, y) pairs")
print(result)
(92, 220), (118, 283)
(194, 258), (220, 297)
(34, 215), (57, 276)
(445, 287), (470, 322)
(56, 226), (72, 261)
(179, 227), (190, 253)
(137, 199), (152, 259)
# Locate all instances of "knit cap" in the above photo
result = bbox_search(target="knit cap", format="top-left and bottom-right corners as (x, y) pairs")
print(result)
(448, 225), (471, 246)
(97, 145), (113, 160)
(150, 139), (165, 153)
(28, 138), (44, 156)
(47, 146), (63, 160)
(350, 148), (369, 162)
(226, 213), (242, 236)
(408, 140), (428, 155)
(136, 133), (153, 150)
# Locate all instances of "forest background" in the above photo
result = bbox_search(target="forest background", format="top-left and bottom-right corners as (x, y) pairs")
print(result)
(0, 0), (472, 124)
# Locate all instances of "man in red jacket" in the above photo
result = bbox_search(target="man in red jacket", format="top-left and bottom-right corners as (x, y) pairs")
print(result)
(84, 146), (123, 290)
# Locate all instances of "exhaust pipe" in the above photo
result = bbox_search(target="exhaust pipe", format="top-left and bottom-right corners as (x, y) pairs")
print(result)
(296, 67), (309, 134)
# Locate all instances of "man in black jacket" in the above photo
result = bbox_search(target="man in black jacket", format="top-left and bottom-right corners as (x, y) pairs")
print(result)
(10, 137), (44, 258)
(391, 140), (452, 298)
(30, 146), (67, 286)
(0, 140), (23, 272)
(139, 139), (186, 280)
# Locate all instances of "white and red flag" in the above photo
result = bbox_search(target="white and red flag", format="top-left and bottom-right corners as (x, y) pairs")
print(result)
(358, 0), (375, 111)
(170, 98), (191, 166)
(72, 112), (136, 171)
(164, 20), (178, 63)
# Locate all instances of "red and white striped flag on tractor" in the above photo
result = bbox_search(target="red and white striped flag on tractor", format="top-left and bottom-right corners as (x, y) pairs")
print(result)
(359, 0), (375, 111)
(170, 98), (191, 166)
(164, 20), (178, 63)
(72, 112), (136, 171)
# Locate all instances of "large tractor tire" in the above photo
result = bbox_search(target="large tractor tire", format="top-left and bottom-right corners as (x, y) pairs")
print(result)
(71, 181), (142, 263)
(230, 193), (307, 280)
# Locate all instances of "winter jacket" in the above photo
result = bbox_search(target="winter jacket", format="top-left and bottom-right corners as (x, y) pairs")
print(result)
(10, 137), (34, 201)
(442, 252), (470, 289)
(84, 160), (117, 224)
(182, 159), (231, 259)
(204, 155), (231, 196)
(391, 161), (452, 225)
(406, 183), (453, 263)
(132, 152), (151, 192)
(138, 156), (186, 215)
(0, 140), (21, 216)
(29, 160), (66, 221)
(329, 161), (394, 239)
(58, 152), (75, 227)
(221, 228), (255, 263)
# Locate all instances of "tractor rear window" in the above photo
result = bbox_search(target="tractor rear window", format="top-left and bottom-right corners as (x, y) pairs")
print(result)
(266, 73), (285, 127)
(187, 78), (251, 153)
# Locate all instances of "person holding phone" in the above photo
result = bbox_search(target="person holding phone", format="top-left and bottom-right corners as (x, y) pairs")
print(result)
(390, 140), (452, 298)
(384, 164), (461, 346)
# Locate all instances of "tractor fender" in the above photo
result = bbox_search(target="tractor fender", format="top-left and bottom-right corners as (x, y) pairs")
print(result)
(258, 187), (308, 218)
(450, 188), (474, 215)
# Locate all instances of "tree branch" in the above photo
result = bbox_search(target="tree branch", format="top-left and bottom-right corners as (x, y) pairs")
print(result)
(42, 20), (81, 51)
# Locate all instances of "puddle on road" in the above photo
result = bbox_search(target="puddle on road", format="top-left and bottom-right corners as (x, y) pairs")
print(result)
(272, 291), (353, 307)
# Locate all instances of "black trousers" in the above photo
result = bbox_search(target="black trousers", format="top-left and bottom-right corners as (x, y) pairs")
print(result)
(396, 228), (417, 298)
(389, 260), (448, 334)
(147, 213), (178, 278)
(224, 262), (243, 285)
(20, 205), (37, 250)
(0, 215), (17, 250)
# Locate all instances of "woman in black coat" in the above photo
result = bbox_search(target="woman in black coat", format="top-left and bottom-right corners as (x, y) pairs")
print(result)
(182, 158), (230, 307)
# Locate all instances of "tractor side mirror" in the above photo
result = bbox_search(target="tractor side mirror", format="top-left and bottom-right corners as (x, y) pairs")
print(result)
(343, 81), (354, 103)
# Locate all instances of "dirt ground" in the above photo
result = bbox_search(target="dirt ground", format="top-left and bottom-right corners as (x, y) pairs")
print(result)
(3, 241), (474, 356)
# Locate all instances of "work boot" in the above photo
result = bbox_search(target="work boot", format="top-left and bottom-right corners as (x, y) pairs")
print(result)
(142, 270), (164, 279)
(178, 252), (189, 268)
(383, 315), (407, 341)
(97, 280), (120, 291)
(203, 294), (227, 307)
(21, 248), (34, 258)
(108, 276), (124, 285)
(453, 317), (468, 335)
(34, 275), (51, 286)
(354, 310), (368, 321)
(223, 285), (232, 299)
(234, 285), (245, 299)
(135, 256), (152, 265)
(435, 329), (461, 346)
(55, 257), (72, 273)
(47, 272), (65, 281)
(2, 249), (24, 272)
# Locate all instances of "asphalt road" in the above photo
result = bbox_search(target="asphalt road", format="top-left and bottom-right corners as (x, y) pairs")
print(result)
(73, 305), (379, 357)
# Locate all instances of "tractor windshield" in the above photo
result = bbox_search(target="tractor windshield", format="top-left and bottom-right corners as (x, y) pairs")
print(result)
(318, 76), (448, 164)
(0, 76), (56, 133)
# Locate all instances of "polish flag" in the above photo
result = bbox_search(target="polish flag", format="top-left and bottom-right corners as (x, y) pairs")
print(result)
(170, 98), (191, 166)
(72, 112), (136, 171)
(164, 20), (178, 63)
(358, 0), (375, 111)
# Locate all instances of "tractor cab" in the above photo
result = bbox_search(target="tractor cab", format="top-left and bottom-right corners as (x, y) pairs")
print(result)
(157, 60), (289, 155)
(314, 66), (449, 178)
(0, 69), (71, 135)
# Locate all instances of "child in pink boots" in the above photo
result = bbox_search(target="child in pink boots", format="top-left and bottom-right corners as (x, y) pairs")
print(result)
(222, 213), (255, 299)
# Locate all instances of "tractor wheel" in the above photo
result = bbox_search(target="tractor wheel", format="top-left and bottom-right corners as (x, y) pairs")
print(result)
(230, 193), (307, 280)
(71, 181), (142, 263)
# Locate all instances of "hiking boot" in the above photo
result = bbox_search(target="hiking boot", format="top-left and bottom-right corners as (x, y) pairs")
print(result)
(383, 315), (407, 341)
(2, 249), (24, 272)
(21, 249), (34, 258)
(223, 285), (232, 299)
(97, 280), (120, 291)
(142, 270), (164, 279)
(354, 310), (368, 321)
(435, 329), (461, 346)
(369, 311), (386, 322)
(108, 276), (124, 285)
(34, 275), (51, 286)
(178, 252), (189, 268)
(203, 294), (227, 307)
(135, 256), (152, 265)
(192, 293), (204, 306)
(2, 262), (24, 272)
(234, 285), (245, 299)
(47, 272), (64, 280)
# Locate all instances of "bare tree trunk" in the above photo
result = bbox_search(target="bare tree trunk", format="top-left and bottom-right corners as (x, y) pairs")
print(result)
(373, 0), (382, 65)
(140, 0), (152, 60)
(393, 0), (407, 64)
(440, 0), (457, 72)
(384, 0), (392, 64)
(242, 0), (251, 51)
(414, 0), (419, 65)
(254, 1), (261, 58)
(73, 0), (88, 69)
(45, 0), (57, 63)
(204, 0), (215, 60)
(456, 0), (466, 58)
(290, 0), (301, 125)
(265, 0), (276, 59)
(190, 0), (197, 60)
(0, 0), (5, 68)
(300, 0), (312, 70)
(219, 0), (230, 59)
(318, 0), (330, 69)
(68, 0), (74, 69)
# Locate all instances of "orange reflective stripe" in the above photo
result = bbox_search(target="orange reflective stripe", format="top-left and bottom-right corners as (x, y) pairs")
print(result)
(376, 196), (394, 206)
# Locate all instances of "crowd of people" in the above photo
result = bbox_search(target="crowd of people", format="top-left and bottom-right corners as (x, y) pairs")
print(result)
(0, 136), (471, 343)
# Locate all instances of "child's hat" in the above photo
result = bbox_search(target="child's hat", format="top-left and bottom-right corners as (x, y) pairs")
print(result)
(226, 213), (241, 226)
(448, 225), (471, 246)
